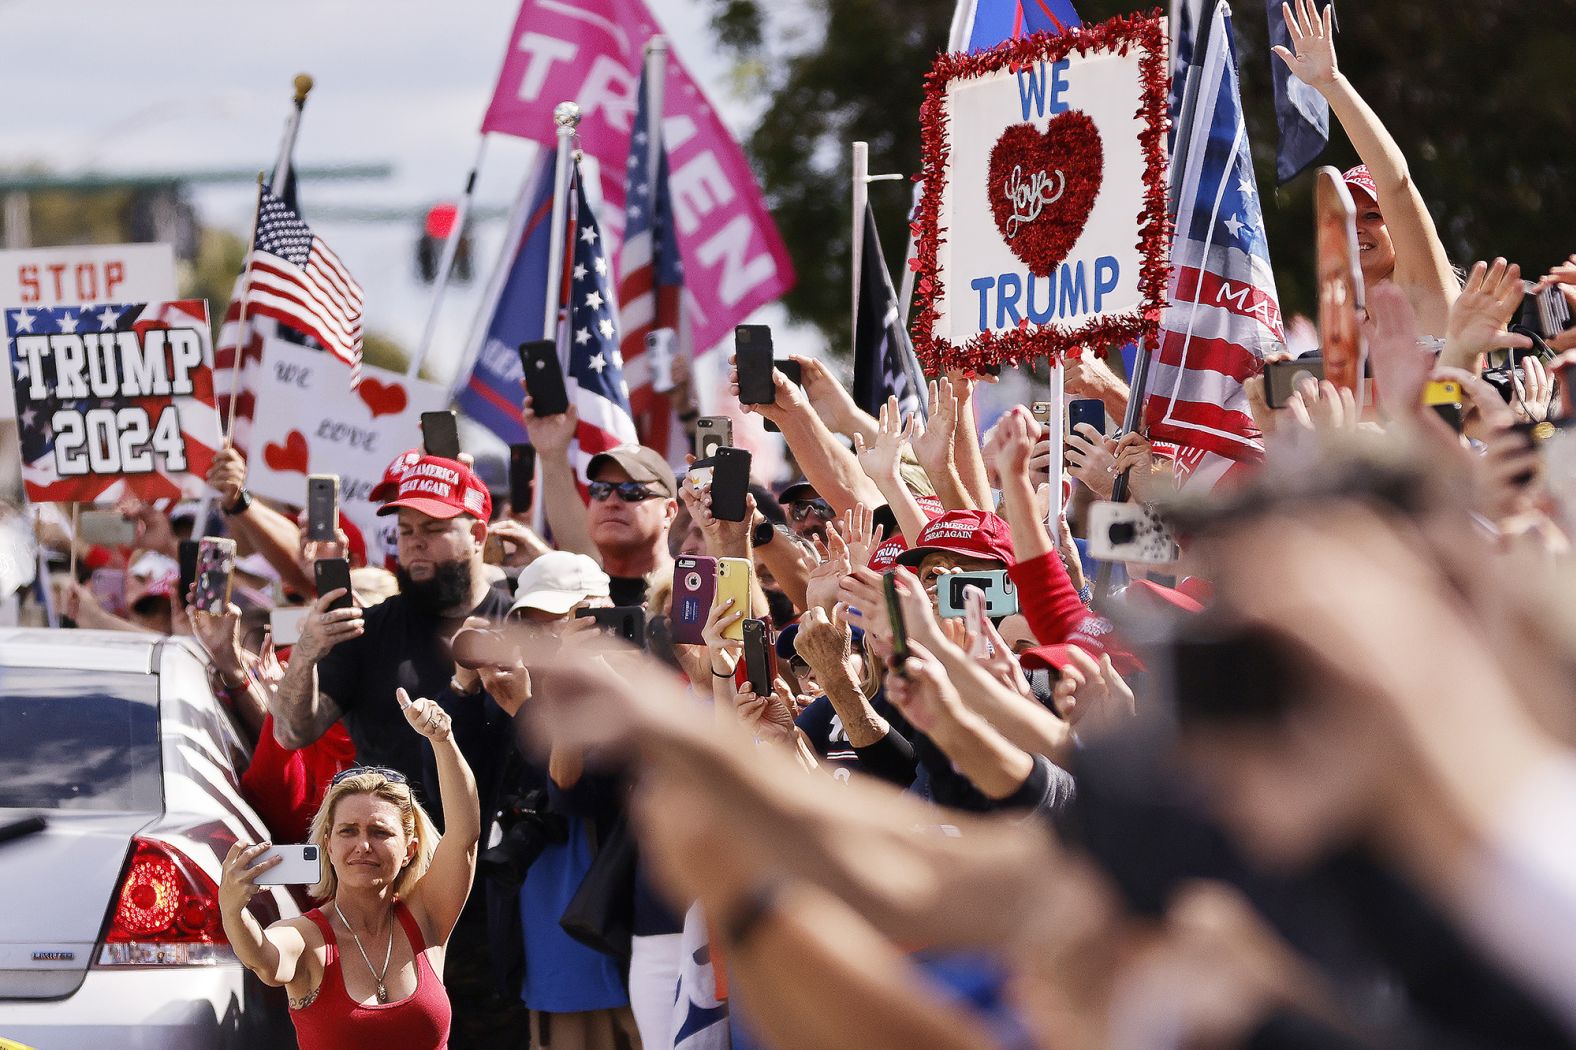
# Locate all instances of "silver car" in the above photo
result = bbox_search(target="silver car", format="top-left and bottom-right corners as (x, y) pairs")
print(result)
(0, 629), (300, 1048)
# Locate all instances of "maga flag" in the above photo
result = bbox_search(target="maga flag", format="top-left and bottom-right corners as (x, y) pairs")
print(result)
(853, 206), (924, 422)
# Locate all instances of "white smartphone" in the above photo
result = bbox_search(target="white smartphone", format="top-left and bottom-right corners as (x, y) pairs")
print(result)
(269, 606), (310, 648)
(1086, 501), (1178, 564)
(79, 510), (137, 547)
(252, 844), (323, 886)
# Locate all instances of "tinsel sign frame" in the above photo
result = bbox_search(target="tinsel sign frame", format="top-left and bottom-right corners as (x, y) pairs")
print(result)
(910, 12), (1170, 374)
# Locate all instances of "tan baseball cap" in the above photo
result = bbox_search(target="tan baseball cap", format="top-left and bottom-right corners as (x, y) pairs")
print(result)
(585, 444), (677, 498)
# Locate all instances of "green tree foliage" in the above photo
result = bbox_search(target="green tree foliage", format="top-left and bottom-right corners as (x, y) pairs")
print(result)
(711, 0), (1576, 352)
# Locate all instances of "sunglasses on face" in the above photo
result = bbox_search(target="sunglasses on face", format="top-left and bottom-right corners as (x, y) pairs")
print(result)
(789, 499), (834, 522)
(330, 765), (408, 787)
(588, 480), (663, 503)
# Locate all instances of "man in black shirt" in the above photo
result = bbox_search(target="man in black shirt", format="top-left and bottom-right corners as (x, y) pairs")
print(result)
(270, 455), (510, 783)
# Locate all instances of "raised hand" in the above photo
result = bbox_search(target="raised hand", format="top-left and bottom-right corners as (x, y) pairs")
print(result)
(520, 394), (579, 456)
(791, 602), (854, 676)
(1511, 355), (1553, 425)
(191, 601), (247, 682)
(1065, 424), (1119, 500)
(292, 587), (364, 663)
(218, 842), (281, 917)
(992, 406), (1040, 483)
(852, 396), (912, 485)
(397, 687), (454, 742)
(1271, 0), (1338, 89)
(884, 640), (964, 735)
(1363, 283), (1433, 415)
(1441, 259), (1532, 370)
(701, 596), (746, 672)
(909, 379), (958, 475)
(1064, 351), (1129, 412)
(833, 503), (884, 572)
(1284, 378), (1359, 434)
(794, 354), (866, 436)
(206, 446), (248, 508)
(805, 532), (851, 613)
(733, 678), (796, 743)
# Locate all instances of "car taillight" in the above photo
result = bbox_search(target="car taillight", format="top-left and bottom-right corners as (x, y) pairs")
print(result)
(96, 838), (233, 967)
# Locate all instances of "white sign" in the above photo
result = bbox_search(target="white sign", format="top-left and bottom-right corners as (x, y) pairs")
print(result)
(0, 243), (178, 422)
(248, 342), (446, 542)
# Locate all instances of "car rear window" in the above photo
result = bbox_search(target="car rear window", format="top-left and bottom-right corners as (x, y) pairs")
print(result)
(0, 668), (161, 811)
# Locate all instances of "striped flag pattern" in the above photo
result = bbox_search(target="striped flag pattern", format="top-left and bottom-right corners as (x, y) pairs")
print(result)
(1144, 0), (1284, 465)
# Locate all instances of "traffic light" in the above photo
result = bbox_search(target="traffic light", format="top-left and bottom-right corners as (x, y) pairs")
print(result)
(416, 202), (472, 284)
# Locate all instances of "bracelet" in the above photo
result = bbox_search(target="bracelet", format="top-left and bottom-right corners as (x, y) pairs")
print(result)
(1077, 583), (1094, 606)
(722, 879), (787, 948)
(712, 668), (735, 679)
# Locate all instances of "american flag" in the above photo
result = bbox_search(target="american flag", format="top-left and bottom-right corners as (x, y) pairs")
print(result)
(7, 301), (221, 504)
(617, 67), (688, 462)
(564, 165), (638, 479)
(1144, 0), (1284, 475)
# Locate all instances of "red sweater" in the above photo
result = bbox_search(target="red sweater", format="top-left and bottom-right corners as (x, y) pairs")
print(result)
(1008, 552), (1137, 671)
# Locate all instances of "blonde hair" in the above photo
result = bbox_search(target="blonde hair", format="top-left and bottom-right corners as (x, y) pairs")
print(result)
(307, 771), (438, 902)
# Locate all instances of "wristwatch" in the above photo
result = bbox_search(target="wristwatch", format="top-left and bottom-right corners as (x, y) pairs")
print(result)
(223, 489), (253, 516)
(751, 520), (777, 548)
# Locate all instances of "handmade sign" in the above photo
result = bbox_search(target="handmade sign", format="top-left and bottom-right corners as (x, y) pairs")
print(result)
(5, 300), (220, 504)
(911, 13), (1169, 372)
(248, 342), (445, 538)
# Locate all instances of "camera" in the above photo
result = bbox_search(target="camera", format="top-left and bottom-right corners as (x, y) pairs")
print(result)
(302, 845), (318, 861)
(1518, 281), (1574, 345)
(479, 790), (568, 890)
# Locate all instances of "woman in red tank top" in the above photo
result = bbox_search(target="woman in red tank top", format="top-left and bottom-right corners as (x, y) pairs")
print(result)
(218, 688), (481, 1050)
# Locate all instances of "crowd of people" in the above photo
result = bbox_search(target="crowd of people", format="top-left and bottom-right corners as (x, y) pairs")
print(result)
(23, 9), (1576, 1049)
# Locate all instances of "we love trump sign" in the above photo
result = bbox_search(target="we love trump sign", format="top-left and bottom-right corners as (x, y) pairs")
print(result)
(911, 13), (1170, 373)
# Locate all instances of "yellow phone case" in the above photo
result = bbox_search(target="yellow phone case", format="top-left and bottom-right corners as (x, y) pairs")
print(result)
(714, 557), (753, 640)
(1423, 380), (1463, 406)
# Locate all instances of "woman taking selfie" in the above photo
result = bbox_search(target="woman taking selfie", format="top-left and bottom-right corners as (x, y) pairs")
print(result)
(218, 688), (479, 1049)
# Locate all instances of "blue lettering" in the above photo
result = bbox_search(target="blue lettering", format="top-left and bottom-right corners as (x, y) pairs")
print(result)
(971, 276), (995, 331)
(1057, 261), (1088, 317)
(1026, 272), (1055, 325)
(996, 273), (1024, 329)
(1094, 256), (1120, 311)
(1048, 59), (1070, 115)
(1015, 62), (1048, 120)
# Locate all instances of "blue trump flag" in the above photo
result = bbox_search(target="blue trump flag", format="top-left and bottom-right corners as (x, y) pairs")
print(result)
(952, 0), (1079, 54)
(1265, 0), (1330, 183)
(456, 155), (556, 444)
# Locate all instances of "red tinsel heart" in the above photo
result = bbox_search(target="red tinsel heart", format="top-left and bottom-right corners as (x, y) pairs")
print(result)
(356, 376), (408, 419)
(986, 112), (1103, 277)
(263, 430), (310, 474)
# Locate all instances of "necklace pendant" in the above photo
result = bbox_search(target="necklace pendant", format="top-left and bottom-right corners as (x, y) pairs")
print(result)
(376, 983), (388, 1004)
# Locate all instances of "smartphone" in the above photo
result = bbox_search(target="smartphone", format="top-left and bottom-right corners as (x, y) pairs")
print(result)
(177, 539), (199, 608)
(1424, 379), (1465, 433)
(1068, 398), (1106, 437)
(644, 328), (676, 393)
(711, 446), (752, 522)
(574, 605), (647, 648)
(508, 443), (536, 515)
(306, 474), (340, 542)
(936, 570), (1019, 619)
(519, 339), (570, 417)
(1263, 357), (1327, 409)
(734, 325), (776, 405)
(670, 555), (718, 645)
(1086, 501), (1178, 564)
(714, 558), (752, 641)
(774, 360), (803, 387)
(90, 568), (126, 617)
(314, 557), (354, 612)
(78, 509), (137, 547)
(252, 844), (323, 887)
(269, 605), (309, 648)
(1030, 401), (1053, 428)
(1314, 167), (1365, 396)
(742, 618), (774, 696)
(695, 416), (732, 462)
(193, 537), (237, 616)
(420, 410), (461, 459)
(882, 570), (910, 663)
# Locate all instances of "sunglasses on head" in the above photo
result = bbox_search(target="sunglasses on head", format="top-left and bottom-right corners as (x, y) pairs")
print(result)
(330, 765), (408, 787)
(789, 498), (834, 522)
(589, 480), (663, 503)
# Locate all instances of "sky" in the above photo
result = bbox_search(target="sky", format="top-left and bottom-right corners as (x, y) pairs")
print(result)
(0, 0), (810, 392)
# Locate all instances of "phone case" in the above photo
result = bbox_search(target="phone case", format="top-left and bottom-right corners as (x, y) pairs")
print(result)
(78, 510), (138, 547)
(306, 474), (340, 541)
(742, 618), (774, 695)
(269, 606), (309, 648)
(670, 556), (717, 645)
(509, 444), (536, 513)
(314, 558), (354, 612)
(774, 360), (803, 387)
(734, 326), (776, 404)
(1030, 401), (1053, 427)
(695, 417), (732, 461)
(882, 571), (910, 662)
(421, 410), (461, 459)
(193, 538), (236, 616)
(710, 447), (752, 522)
(1068, 399), (1106, 437)
(90, 569), (127, 617)
(252, 844), (324, 887)
(1314, 169), (1364, 396)
(575, 606), (647, 647)
(1086, 501), (1178, 564)
(1423, 380), (1463, 405)
(1263, 357), (1326, 409)
(936, 570), (1019, 619)
(520, 340), (570, 416)
(177, 539), (199, 607)
(714, 558), (752, 641)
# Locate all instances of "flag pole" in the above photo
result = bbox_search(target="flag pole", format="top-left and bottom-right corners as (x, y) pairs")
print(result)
(543, 103), (581, 348)
(852, 141), (869, 359)
(67, 502), (79, 585)
(645, 39), (668, 198)
(272, 74), (314, 191)
(224, 173), (266, 449)
(409, 136), (490, 381)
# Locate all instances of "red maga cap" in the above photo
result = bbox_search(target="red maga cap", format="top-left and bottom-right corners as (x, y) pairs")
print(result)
(370, 447), (424, 503)
(1343, 164), (1378, 205)
(895, 509), (1015, 569)
(376, 455), (492, 521)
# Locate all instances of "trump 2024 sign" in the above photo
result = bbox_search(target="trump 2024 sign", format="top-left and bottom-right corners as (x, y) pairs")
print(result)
(911, 13), (1169, 373)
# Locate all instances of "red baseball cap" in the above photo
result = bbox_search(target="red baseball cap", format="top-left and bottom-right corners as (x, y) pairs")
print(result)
(865, 495), (947, 571)
(1020, 642), (1083, 673)
(1343, 164), (1378, 205)
(1123, 578), (1204, 616)
(370, 447), (424, 503)
(895, 510), (1015, 569)
(376, 455), (492, 521)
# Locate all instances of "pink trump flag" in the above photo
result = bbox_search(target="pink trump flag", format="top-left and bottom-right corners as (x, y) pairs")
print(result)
(483, 0), (795, 354)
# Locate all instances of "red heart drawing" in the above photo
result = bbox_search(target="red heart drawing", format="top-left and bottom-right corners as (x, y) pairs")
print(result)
(357, 376), (408, 419)
(987, 112), (1103, 277)
(264, 430), (310, 474)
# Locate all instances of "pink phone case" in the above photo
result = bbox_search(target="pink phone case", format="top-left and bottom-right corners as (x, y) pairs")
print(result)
(669, 556), (717, 646)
